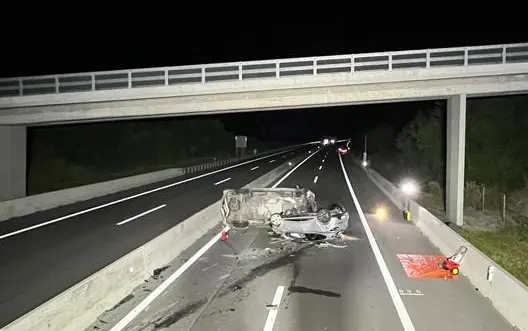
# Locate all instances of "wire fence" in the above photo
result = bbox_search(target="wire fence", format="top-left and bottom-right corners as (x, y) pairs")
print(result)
(464, 181), (528, 232)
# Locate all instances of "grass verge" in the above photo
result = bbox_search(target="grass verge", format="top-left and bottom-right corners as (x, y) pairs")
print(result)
(458, 228), (528, 286)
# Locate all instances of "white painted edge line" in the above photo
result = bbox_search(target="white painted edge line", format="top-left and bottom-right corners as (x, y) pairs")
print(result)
(109, 148), (318, 331)
(250, 166), (260, 171)
(338, 154), (416, 331)
(0, 147), (306, 241)
(214, 177), (231, 186)
(313, 176), (319, 184)
(262, 285), (285, 331)
(272, 148), (323, 188)
(109, 224), (231, 331)
(116, 204), (166, 226)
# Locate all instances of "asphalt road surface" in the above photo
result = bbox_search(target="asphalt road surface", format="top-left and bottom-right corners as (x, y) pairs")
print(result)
(0, 146), (310, 328)
(87, 146), (515, 331)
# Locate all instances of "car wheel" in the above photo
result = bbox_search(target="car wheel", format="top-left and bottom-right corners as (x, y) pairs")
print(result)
(270, 213), (283, 227)
(327, 204), (346, 214)
(316, 208), (331, 224)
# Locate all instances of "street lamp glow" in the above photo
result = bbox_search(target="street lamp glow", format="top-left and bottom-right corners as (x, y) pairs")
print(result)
(400, 180), (419, 196)
(361, 160), (368, 167)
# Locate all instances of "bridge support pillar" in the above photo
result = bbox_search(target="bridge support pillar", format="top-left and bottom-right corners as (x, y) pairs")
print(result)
(446, 94), (466, 226)
(0, 125), (26, 201)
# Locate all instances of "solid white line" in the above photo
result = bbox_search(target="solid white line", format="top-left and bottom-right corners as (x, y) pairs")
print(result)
(109, 149), (318, 331)
(116, 205), (166, 226)
(313, 176), (319, 184)
(318, 165), (323, 170)
(338, 154), (416, 331)
(0, 148), (302, 241)
(262, 285), (285, 331)
(109, 225), (231, 331)
(214, 177), (231, 186)
(250, 166), (260, 171)
(272, 148), (322, 188)
(269, 159), (276, 163)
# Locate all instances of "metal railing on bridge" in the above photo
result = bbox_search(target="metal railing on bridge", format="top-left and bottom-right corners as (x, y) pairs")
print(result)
(0, 43), (527, 98)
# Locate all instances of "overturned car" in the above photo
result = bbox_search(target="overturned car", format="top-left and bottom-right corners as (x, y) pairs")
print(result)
(221, 187), (349, 242)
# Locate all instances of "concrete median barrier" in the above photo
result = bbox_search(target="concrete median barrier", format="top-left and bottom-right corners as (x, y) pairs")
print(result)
(0, 155), (303, 331)
(361, 163), (528, 331)
(0, 144), (310, 222)
(0, 168), (184, 222)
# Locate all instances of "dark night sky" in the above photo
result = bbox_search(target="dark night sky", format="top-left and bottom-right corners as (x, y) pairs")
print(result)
(2, 3), (525, 143)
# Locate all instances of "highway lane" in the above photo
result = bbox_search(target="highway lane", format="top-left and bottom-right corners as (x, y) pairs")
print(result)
(0, 148), (305, 237)
(94, 146), (516, 331)
(95, 146), (402, 331)
(0, 146), (311, 328)
(341, 155), (515, 331)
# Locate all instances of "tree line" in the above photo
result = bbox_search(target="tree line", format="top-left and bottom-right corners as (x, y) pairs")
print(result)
(366, 95), (528, 194)
(28, 118), (285, 194)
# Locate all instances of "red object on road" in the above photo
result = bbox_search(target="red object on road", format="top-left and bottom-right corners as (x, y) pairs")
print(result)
(440, 246), (467, 275)
(220, 230), (229, 242)
(397, 246), (468, 279)
(444, 259), (460, 270)
(397, 254), (456, 279)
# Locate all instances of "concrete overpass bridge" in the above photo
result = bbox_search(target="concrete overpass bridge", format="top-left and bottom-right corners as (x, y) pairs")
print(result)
(1, 42), (528, 226)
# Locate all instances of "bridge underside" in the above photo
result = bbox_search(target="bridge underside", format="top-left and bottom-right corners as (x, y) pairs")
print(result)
(0, 66), (527, 226)
(0, 72), (527, 126)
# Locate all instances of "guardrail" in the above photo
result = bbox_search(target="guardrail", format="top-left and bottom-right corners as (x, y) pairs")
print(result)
(0, 144), (315, 222)
(183, 156), (244, 174)
(0, 43), (527, 98)
(182, 145), (302, 174)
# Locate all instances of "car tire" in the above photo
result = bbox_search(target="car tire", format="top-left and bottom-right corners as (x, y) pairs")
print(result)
(316, 208), (331, 224)
(270, 213), (283, 227)
(327, 204), (346, 214)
